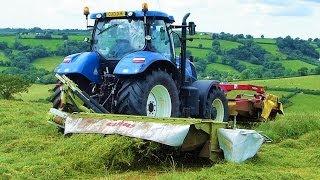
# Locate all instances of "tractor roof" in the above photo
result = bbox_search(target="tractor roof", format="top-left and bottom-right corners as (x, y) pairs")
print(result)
(90, 11), (175, 23)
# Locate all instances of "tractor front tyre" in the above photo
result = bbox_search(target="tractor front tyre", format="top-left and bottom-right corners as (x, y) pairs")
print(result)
(204, 89), (229, 122)
(116, 70), (180, 118)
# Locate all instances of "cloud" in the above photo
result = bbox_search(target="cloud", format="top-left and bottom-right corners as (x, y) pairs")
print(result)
(269, 5), (314, 16)
(0, 0), (319, 39)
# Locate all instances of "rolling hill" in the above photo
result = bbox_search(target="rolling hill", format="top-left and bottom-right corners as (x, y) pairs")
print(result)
(32, 56), (63, 72)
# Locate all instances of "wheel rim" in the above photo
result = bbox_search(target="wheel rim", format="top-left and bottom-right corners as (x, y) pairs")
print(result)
(212, 99), (224, 122)
(146, 85), (172, 117)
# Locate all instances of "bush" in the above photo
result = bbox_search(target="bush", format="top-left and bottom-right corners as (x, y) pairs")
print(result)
(0, 74), (31, 99)
(55, 40), (90, 56)
(298, 67), (309, 76)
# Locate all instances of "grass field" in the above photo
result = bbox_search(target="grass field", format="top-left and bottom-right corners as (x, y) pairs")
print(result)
(1, 74), (320, 179)
(253, 38), (276, 44)
(33, 56), (63, 71)
(0, 66), (8, 72)
(219, 40), (242, 50)
(205, 63), (240, 74)
(0, 52), (9, 63)
(15, 84), (53, 102)
(239, 60), (262, 69)
(279, 60), (317, 71)
(188, 39), (212, 49)
(0, 35), (85, 51)
(239, 75), (320, 90)
(186, 47), (211, 59)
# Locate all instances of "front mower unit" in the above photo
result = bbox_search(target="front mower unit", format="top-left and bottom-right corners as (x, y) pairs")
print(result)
(50, 108), (226, 161)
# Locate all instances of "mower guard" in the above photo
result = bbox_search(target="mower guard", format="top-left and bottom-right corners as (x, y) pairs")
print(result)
(49, 108), (226, 161)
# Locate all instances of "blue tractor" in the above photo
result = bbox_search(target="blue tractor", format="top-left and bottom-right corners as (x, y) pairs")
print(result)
(52, 4), (228, 122)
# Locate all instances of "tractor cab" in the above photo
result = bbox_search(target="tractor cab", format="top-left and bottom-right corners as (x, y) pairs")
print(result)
(89, 10), (176, 61)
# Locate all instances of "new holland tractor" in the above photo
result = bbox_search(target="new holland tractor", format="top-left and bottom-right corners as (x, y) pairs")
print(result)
(52, 4), (229, 122)
(50, 3), (283, 161)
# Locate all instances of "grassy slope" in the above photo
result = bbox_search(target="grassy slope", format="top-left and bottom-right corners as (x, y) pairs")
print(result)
(239, 60), (262, 69)
(219, 40), (241, 50)
(32, 56), (63, 72)
(206, 63), (239, 74)
(0, 35), (85, 51)
(1, 81), (319, 179)
(0, 52), (9, 63)
(239, 75), (320, 90)
(0, 66), (8, 72)
(279, 60), (317, 71)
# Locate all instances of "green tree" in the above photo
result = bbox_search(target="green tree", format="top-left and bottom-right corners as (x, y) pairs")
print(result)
(298, 67), (309, 76)
(207, 52), (218, 63)
(314, 66), (320, 75)
(0, 74), (31, 99)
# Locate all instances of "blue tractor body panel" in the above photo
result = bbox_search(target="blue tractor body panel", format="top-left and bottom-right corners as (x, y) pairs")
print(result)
(54, 52), (101, 84)
(114, 51), (174, 75)
(54, 50), (197, 84)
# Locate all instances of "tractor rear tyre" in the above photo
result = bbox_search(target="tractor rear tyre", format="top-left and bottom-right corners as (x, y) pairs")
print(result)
(116, 70), (180, 118)
(204, 89), (228, 122)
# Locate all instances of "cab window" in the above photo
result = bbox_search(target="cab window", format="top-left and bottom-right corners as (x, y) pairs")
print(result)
(150, 20), (172, 60)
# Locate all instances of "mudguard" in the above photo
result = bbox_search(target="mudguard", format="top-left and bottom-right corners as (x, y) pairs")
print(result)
(54, 52), (101, 83)
(114, 51), (176, 75)
(191, 80), (220, 118)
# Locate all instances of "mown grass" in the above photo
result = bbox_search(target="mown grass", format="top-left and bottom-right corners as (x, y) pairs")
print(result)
(32, 56), (63, 72)
(279, 60), (317, 71)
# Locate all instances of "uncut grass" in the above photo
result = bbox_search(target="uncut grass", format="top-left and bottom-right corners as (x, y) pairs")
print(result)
(0, 100), (163, 179)
(2, 84), (320, 179)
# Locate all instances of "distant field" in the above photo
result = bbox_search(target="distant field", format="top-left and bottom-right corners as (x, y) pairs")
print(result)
(286, 94), (320, 113)
(253, 38), (276, 44)
(0, 51), (9, 62)
(206, 63), (239, 74)
(0, 35), (85, 51)
(258, 43), (286, 59)
(188, 39), (212, 49)
(0, 66), (9, 72)
(33, 56), (63, 71)
(0, 35), (16, 45)
(190, 33), (212, 39)
(186, 47), (211, 59)
(219, 40), (241, 50)
(240, 75), (320, 90)
(239, 60), (262, 69)
(15, 84), (53, 101)
(280, 60), (317, 71)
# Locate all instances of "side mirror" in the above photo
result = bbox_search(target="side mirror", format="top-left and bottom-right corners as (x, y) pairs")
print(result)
(188, 22), (196, 36)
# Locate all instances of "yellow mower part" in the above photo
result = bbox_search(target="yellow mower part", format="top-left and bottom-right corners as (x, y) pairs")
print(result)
(261, 94), (284, 120)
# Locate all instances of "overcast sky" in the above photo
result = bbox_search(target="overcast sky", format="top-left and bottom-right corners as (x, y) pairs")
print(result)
(0, 0), (319, 39)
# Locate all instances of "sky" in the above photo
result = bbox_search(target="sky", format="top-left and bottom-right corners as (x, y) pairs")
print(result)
(0, 0), (319, 39)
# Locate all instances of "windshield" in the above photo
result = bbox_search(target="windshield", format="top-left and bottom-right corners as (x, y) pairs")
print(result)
(93, 19), (145, 59)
